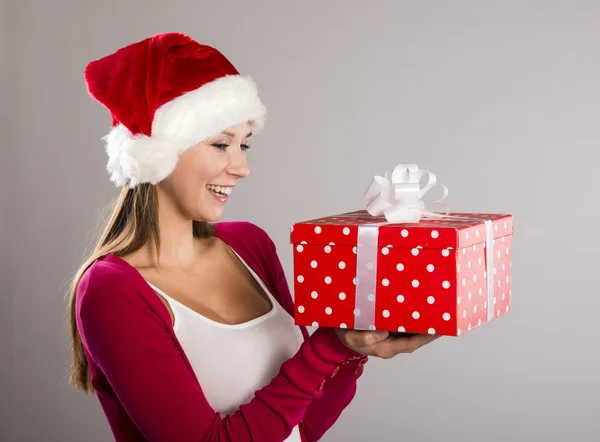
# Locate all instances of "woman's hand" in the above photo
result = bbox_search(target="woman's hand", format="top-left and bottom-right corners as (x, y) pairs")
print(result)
(334, 328), (440, 359)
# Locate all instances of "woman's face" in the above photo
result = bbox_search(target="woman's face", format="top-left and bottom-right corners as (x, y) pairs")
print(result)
(157, 121), (253, 223)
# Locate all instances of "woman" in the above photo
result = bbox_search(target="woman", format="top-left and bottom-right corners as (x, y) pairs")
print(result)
(68, 32), (439, 442)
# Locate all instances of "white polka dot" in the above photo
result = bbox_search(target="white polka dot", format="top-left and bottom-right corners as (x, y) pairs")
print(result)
(367, 293), (375, 302)
(397, 294), (405, 303)
(338, 261), (346, 269)
(502, 263), (506, 271)
(476, 229), (479, 237)
(311, 291), (318, 299)
(412, 279), (420, 288)
(472, 245), (477, 252)
(427, 264), (435, 272)
(473, 274), (477, 282)
(443, 313), (451, 321)
(457, 328), (461, 336)
(493, 297), (497, 304)
(468, 323), (472, 331)
(301, 240), (307, 244)
(463, 310), (467, 318)
(310, 260), (318, 268)
(354, 308), (360, 316)
(387, 244), (393, 248)
(478, 257), (482, 265)
(504, 221), (508, 229)
(497, 250), (501, 258)
(479, 288), (483, 296)
(473, 305), (477, 313)
(343, 227), (350, 235)
(382, 278), (390, 287)
(457, 296), (461, 304)
(401, 229), (409, 237)
(466, 231), (469, 240)
(494, 267), (497, 275)
(495, 224), (498, 232)
(431, 230), (439, 238)
(352, 246), (357, 254)
(462, 249), (466, 255)
(478, 318), (482, 326)
(368, 324), (376, 330)
(497, 309), (500, 317)
(298, 305), (305, 313)
(382, 247), (389, 255)
(296, 245), (304, 252)
(483, 271), (487, 279)
(498, 280), (501, 288)
(457, 264), (461, 272)
(325, 276), (332, 284)
(329, 242), (335, 246)
(338, 292), (346, 300)
(291, 226), (294, 232)
(502, 292), (505, 300)
(340, 323), (347, 328)
(427, 296), (435, 304)
(505, 305), (509, 313)
(382, 310), (390, 318)
(468, 292), (472, 300)
(412, 311), (420, 319)
(411, 248), (419, 256)
(506, 276), (509, 284)
(442, 280), (450, 289)
(315, 226), (322, 234)
(484, 301), (487, 308)
(398, 326), (405, 332)
(462, 278), (466, 287)
(396, 263), (404, 271)
(353, 278), (357, 285)
(468, 261), (471, 269)
(312, 321), (319, 326)
(367, 262), (375, 271)
(442, 249), (450, 257)
(324, 245), (331, 253)
(297, 275), (304, 283)
(428, 328), (436, 334)
(325, 307), (332, 315)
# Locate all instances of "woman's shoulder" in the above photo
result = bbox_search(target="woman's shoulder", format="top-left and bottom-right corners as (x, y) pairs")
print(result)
(76, 254), (155, 318)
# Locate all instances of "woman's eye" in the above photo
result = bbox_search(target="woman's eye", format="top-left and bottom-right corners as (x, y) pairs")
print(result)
(211, 143), (251, 151)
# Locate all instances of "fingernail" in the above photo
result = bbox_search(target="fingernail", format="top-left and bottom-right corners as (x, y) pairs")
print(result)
(376, 331), (389, 339)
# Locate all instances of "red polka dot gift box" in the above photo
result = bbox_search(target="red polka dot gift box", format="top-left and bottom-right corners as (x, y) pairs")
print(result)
(289, 164), (514, 337)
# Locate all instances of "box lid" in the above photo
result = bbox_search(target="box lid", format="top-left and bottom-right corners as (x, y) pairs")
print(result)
(290, 210), (514, 250)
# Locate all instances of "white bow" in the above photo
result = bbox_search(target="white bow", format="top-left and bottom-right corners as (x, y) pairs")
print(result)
(364, 163), (449, 223)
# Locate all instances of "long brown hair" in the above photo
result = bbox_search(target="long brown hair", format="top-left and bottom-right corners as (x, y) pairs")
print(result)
(67, 183), (214, 393)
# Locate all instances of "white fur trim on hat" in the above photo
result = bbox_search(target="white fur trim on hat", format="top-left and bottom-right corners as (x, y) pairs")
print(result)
(103, 74), (266, 187)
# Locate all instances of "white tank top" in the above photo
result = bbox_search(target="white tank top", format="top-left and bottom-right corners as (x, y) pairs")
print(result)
(145, 249), (304, 442)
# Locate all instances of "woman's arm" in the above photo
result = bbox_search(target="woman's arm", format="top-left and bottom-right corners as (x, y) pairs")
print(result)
(267, 232), (368, 442)
(77, 274), (361, 442)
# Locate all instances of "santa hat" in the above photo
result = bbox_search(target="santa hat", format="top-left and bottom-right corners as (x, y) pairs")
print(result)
(84, 32), (266, 187)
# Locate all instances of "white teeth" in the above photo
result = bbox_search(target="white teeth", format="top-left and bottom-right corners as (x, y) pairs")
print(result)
(207, 184), (232, 195)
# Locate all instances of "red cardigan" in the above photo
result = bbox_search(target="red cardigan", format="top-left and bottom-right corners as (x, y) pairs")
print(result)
(76, 221), (368, 441)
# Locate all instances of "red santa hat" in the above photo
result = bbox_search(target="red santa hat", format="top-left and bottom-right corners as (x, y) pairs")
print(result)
(84, 32), (266, 187)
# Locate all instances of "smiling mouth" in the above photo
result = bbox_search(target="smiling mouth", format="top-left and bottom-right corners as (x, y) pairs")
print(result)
(206, 184), (232, 197)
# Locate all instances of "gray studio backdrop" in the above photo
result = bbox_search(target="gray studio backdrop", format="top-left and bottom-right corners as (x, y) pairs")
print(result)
(2, 1), (600, 441)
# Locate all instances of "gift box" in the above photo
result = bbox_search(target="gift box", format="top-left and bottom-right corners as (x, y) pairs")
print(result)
(289, 164), (514, 337)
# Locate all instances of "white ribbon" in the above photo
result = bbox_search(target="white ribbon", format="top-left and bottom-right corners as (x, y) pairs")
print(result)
(353, 163), (496, 330)
(364, 163), (450, 223)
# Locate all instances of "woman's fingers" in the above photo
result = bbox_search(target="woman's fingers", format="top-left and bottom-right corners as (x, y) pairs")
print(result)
(335, 328), (441, 359)
(373, 334), (441, 358)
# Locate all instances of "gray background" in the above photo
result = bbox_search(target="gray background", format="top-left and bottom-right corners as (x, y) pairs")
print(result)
(2, 0), (599, 441)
